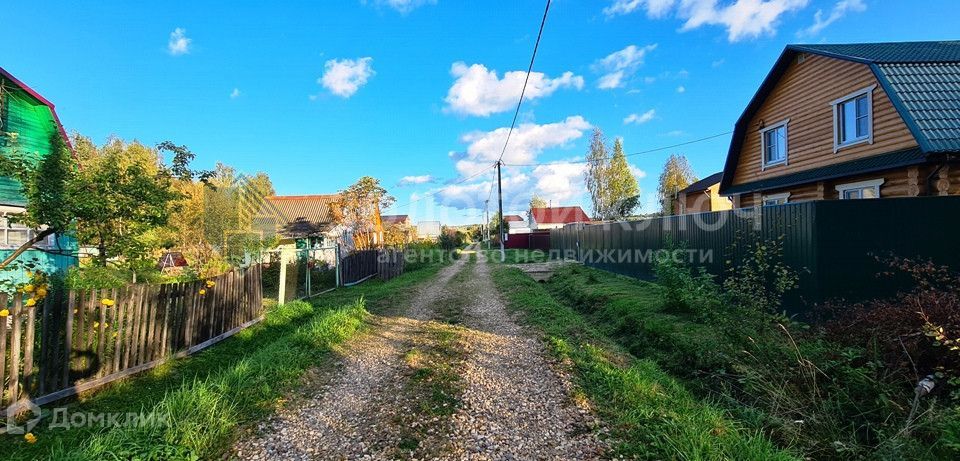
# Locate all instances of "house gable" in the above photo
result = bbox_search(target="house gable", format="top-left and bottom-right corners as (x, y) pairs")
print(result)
(727, 52), (918, 192)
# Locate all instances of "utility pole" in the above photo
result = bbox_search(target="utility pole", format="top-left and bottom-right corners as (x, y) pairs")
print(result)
(497, 161), (505, 261)
(484, 199), (491, 250)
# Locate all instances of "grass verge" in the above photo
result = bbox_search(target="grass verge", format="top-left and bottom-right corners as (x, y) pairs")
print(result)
(490, 264), (796, 460)
(10, 263), (445, 461)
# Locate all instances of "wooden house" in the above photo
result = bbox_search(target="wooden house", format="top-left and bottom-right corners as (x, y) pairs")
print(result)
(677, 172), (732, 214)
(719, 41), (960, 206)
(0, 67), (77, 284)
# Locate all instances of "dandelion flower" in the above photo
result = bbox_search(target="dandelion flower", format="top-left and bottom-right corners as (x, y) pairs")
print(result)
(101, 298), (115, 307)
(206, 280), (215, 288)
(0, 309), (9, 317)
(199, 289), (207, 295)
(93, 322), (100, 328)
(23, 284), (35, 293)
(24, 433), (37, 444)
(25, 298), (37, 307)
(36, 287), (48, 298)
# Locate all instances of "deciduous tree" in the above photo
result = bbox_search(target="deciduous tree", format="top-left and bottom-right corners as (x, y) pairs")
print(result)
(657, 153), (697, 215)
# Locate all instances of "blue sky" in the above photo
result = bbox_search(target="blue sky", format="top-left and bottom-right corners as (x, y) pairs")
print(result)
(2, 0), (957, 224)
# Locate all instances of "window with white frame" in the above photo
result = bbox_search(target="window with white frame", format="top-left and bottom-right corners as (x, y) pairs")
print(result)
(836, 178), (883, 200)
(761, 119), (788, 168)
(832, 85), (875, 151)
(762, 192), (790, 206)
(0, 209), (53, 249)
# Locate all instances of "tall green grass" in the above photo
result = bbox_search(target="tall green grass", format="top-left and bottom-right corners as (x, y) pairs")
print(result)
(491, 265), (795, 460)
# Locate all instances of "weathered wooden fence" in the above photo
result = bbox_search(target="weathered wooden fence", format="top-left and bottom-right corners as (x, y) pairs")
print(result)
(1, 265), (262, 411)
(551, 196), (960, 310)
(339, 249), (405, 285)
(377, 249), (405, 281)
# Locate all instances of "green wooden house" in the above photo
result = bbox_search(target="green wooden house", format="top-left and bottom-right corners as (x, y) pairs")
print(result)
(0, 67), (77, 287)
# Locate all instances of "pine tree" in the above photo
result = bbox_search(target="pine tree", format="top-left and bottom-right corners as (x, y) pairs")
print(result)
(584, 128), (609, 219)
(656, 153), (698, 215)
(607, 137), (641, 219)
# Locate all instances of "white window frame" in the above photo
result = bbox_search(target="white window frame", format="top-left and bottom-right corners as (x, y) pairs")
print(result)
(835, 178), (884, 199)
(0, 206), (54, 250)
(760, 119), (789, 170)
(762, 192), (791, 206)
(832, 85), (876, 153)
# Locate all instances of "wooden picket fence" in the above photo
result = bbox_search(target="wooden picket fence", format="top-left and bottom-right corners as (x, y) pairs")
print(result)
(1, 265), (262, 412)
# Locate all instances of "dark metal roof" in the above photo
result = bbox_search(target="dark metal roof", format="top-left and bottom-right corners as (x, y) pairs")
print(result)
(723, 148), (927, 196)
(791, 41), (960, 64)
(678, 172), (723, 194)
(720, 41), (960, 195)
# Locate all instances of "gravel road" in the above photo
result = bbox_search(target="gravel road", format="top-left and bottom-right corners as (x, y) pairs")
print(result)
(233, 250), (608, 460)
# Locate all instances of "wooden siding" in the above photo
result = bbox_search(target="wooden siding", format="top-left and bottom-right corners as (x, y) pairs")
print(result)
(0, 86), (59, 206)
(681, 183), (733, 214)
(731, 54), (918, 187)
(737, 166), (921, 207)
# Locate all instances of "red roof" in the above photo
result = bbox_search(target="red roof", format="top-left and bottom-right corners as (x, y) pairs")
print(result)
(530, 206), (590, 224)
(503, 215), (524, 222)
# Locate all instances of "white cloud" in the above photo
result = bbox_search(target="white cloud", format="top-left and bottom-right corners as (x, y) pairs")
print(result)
(435, 174), (530, 211)
(365, 0), (436, 14)
(712, 58), (726, 67)
(320, 57), (375, 98)
(664, 129), (685, 137)
(454, 116), (592, 176)
(624, 109), (656, 125)
(629, 164), (648, 180)
(532, 162), (587, 203)
(604, 0), (675, 18)
(593, 44), (657, 89)
(676, 85), (686, 93)
(602, 0), (810, 42)
(799, 0), (866, 37)
(397, 175), (435, 186)
(167, 28), (192, 55)
(230, 88), (241, 99)
(444, 62), (584, 117)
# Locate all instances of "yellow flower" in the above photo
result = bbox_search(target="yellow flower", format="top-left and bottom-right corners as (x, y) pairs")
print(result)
(23, 284), (35, 293)
(25, 298), (37, 307)
(0, 309), (9, 317)
(36, 287), (48, 298)
(101, 298), (115, 307)
(199, 289), (207, 295)
(206, 280), (216, 288)
(93, 322), (100, 329)
(24, 433), (37, 444)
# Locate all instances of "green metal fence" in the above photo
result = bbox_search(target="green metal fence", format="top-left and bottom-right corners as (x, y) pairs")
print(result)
(551, 196), (960, 310)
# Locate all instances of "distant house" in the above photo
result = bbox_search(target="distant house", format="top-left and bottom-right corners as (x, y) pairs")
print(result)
(503, 214), (530, 234)
(381, 214), (409, 226)
(382, 214), (415, 244)
(677, 173), (732, 214)
(720, 41), (960, 206)
(529, 206), (591, 230)
(0, 67), (78, 284)
(417, 221), (441, 239)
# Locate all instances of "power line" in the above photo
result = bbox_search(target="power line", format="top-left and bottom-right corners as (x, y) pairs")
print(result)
(496, 0), (551, 165)
(501, 130), (732, 167)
